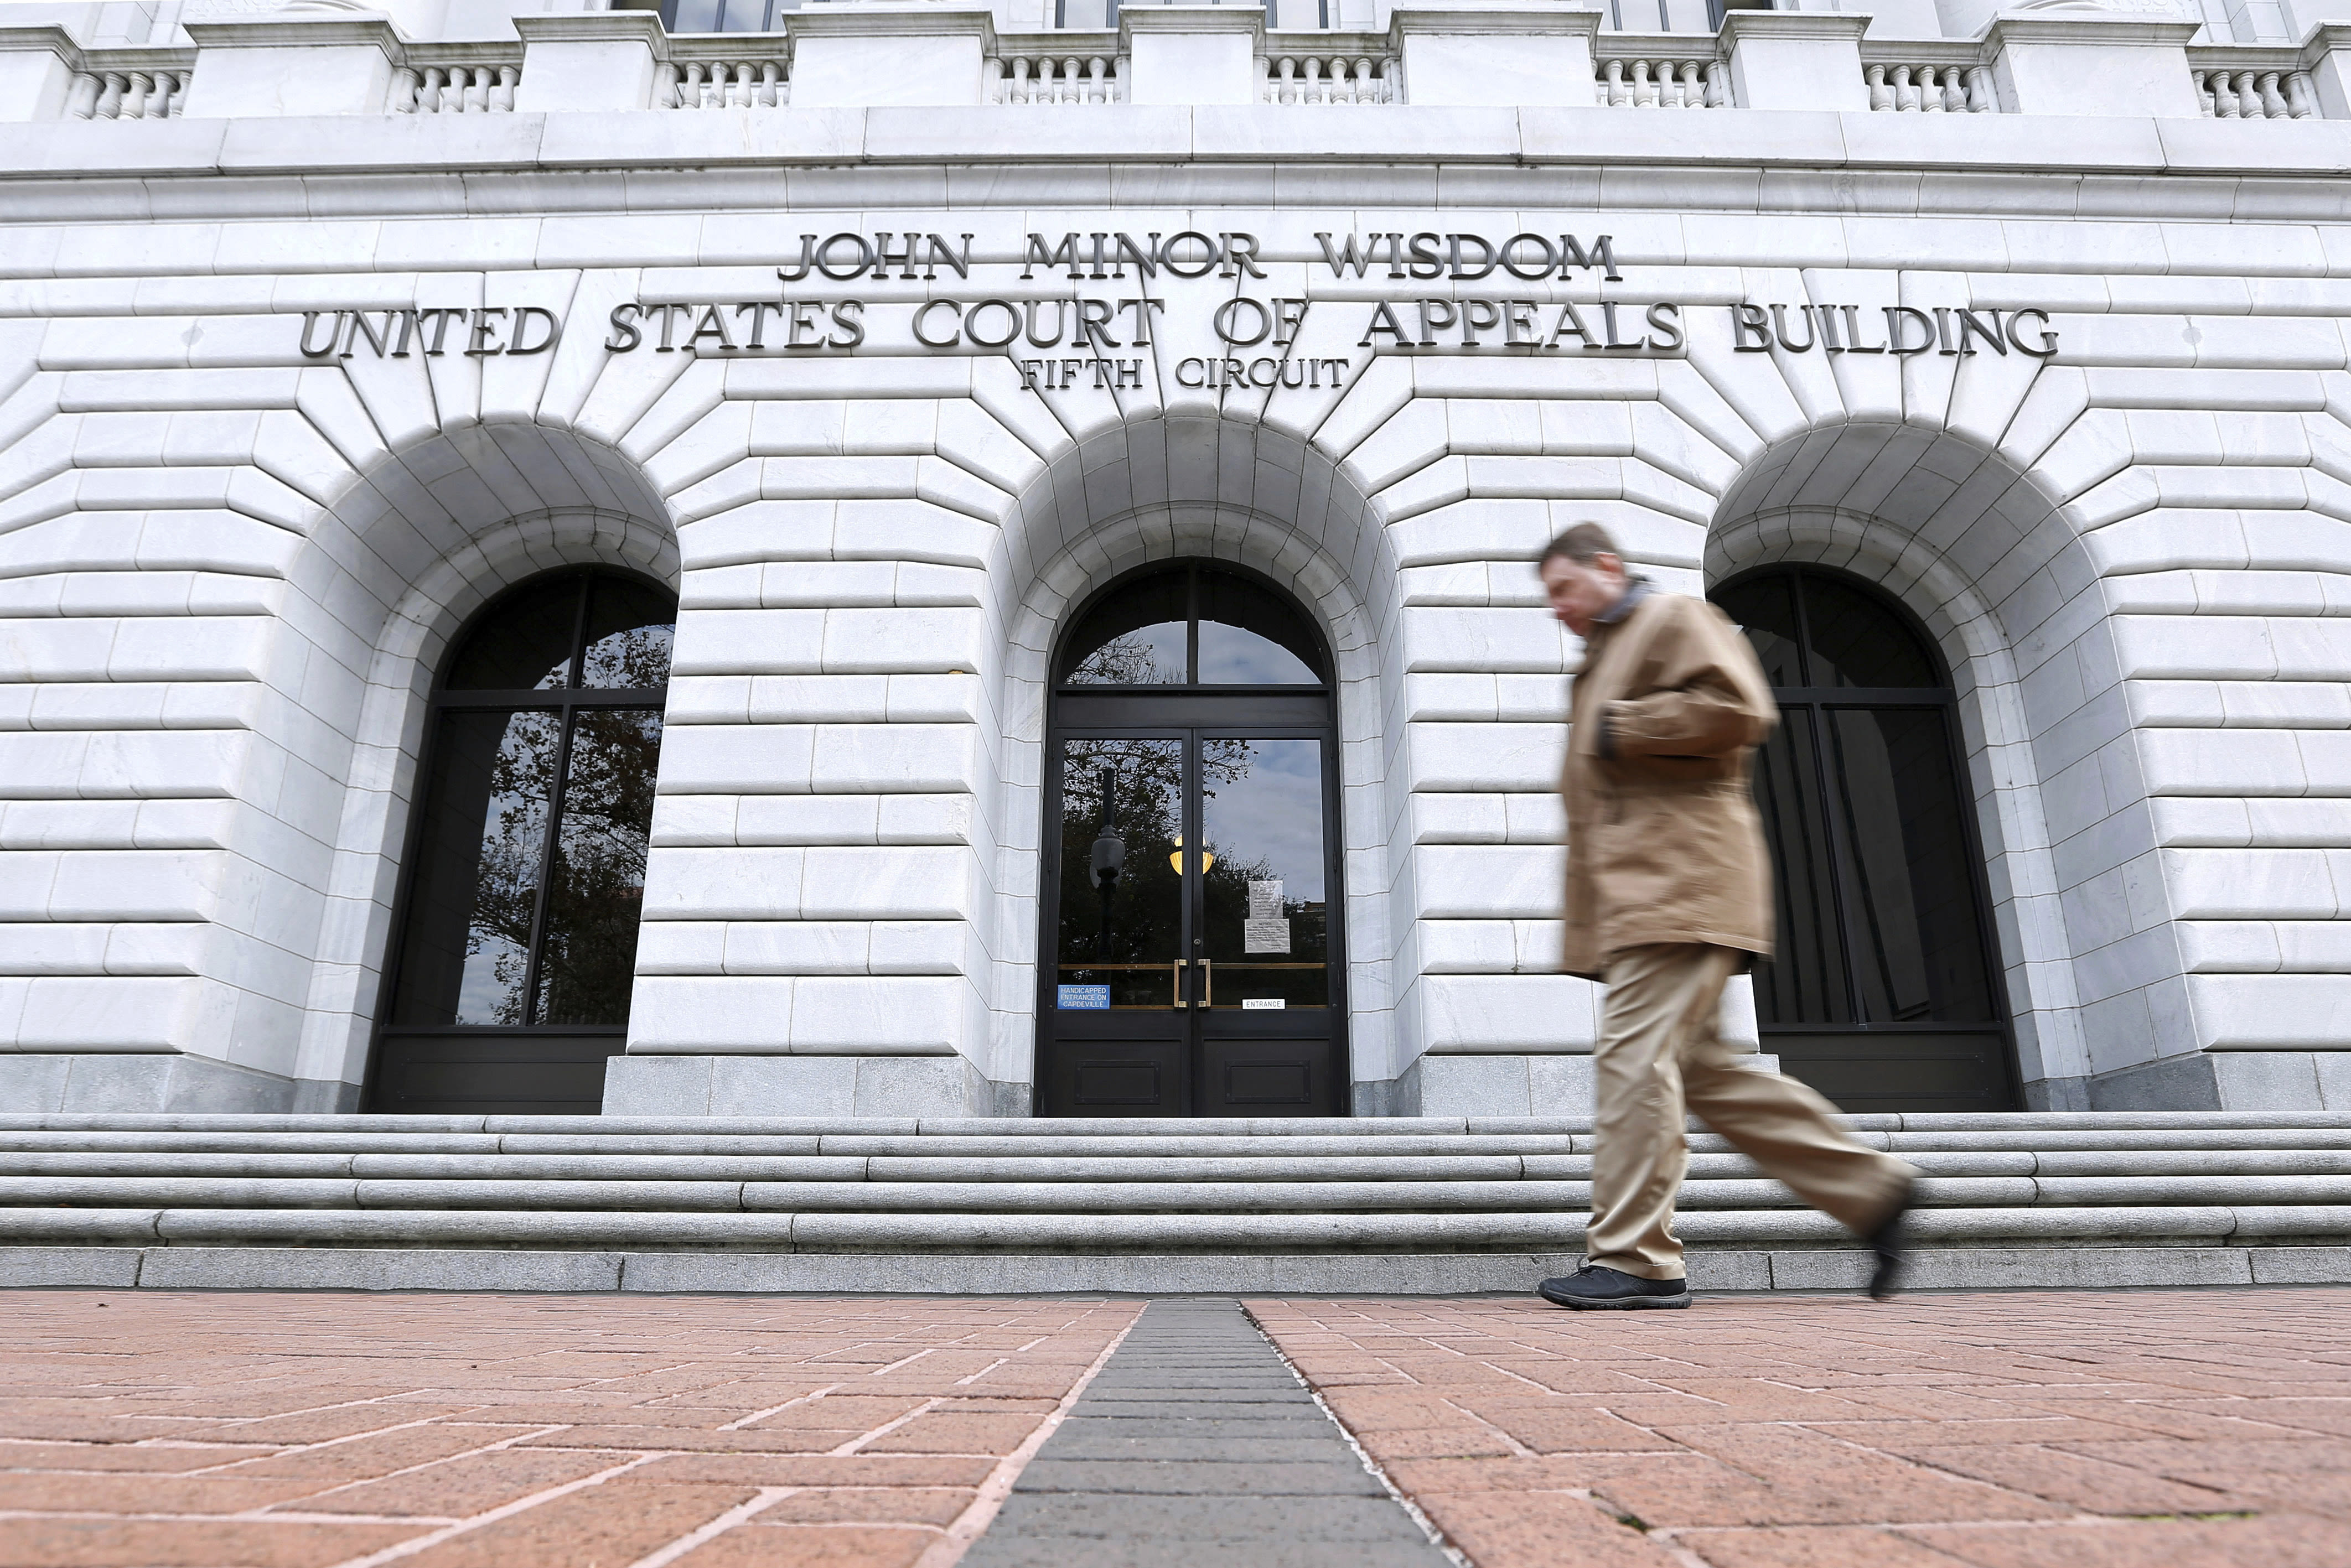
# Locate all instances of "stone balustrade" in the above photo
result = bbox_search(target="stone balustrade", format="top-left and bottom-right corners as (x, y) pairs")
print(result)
(991, 35), (1122, 103)
(664, 45), (791, 110)
(1862, 48), (1998, 113)
(1592, 40), (1727, 108)
(7, 9), (2351, 122)
(393, 53), (523, 115)
(1263, 37), (1394, 103)
(68, 59), (193, 119)
(2189, 47), (2319, 118)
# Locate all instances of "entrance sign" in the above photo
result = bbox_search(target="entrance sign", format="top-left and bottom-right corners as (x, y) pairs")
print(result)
(282, 226), (2061, 378)
(1057, 985), (1111, 1012)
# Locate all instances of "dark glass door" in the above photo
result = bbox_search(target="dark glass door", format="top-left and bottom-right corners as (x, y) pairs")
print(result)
(1038, 564), (1345, 1117)
(1712, 567), (2017, 1113)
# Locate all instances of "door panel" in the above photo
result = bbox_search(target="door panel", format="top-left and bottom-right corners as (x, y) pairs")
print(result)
(1048, 737), (1190, 1115)
(1039, 729), (1343, 1117)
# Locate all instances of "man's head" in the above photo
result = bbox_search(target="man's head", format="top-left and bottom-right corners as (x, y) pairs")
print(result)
(1539, 522), (1628, 638)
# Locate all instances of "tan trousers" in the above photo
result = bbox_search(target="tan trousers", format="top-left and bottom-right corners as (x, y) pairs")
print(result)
(1587, 942), (1914, 1281)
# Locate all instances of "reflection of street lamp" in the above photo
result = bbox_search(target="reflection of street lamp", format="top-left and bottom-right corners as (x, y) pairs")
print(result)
(1090, 771), (1123, 962)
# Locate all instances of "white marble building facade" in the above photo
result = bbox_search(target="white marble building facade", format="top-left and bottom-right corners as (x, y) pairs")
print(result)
(3, 0), (2351, 1119)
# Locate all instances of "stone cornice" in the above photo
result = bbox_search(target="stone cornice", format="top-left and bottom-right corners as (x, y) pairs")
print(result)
(1982, 15), (2202, 49)
(1718, 10), (1873, 44)
(1386, 3), (1604, 38)
(785, 3), (996, 45)
(180, 15), (405, 54)
(511, 13), (670, 50)
(1120, 4), (1268, 46)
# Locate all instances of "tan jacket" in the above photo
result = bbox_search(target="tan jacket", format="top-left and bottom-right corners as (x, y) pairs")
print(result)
(1558, 589), (1779, 979)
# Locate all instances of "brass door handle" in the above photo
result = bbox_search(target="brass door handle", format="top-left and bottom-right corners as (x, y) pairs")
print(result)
(1197, 958), (1211, 1009)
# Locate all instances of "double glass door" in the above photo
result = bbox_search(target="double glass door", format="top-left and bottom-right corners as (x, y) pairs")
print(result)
(1042, 721), (1342, 1115)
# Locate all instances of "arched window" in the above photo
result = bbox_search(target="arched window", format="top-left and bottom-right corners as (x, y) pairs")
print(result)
(1710, 566), (2018, 1113)
(1040, 562), (1345, 1117)
(368, 569), (675, 1114)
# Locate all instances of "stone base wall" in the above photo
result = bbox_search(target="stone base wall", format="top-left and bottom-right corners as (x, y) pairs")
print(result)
(600, 1054), (1013, 1119)
(2032, 1052), (2351, 1113)
(1391, 1053), (1782, 1119)
(0, 1054), (358, 1114)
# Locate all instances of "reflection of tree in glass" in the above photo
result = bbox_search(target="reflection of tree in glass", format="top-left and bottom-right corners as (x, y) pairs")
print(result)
(582, 621), (675, 690)
(1069, 635), (1179, 686)
(459, 700), (663, 1029)
(465, 713), (562, 1026)
(1057, 738), (1263, 967)
(538, 708), (662, 1026)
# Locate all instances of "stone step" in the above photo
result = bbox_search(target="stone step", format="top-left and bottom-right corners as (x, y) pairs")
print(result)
(6, 1112), (2351, 1138)
(7, 1174), (2351, 1213)
(4, 1148), (2350, 1180)
(4, 1111), (2348, 1295)
(2, 1203), (2346, 1252)
(9, 1127), (2351, 1158)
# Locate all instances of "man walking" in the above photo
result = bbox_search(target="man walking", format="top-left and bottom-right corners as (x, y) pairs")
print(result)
(1535, 523), (1916, 1309)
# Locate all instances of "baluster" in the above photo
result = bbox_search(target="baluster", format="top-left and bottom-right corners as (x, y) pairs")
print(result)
(2286, 68), (2317, 119)
(391, 65), (421, 113)
(495, 65), (520, 111)
(761, 61), (784, 107)
(95, 71), (126, 120)
(1088, 56), (1108, 105)
(1641, 59), (1665, 108)
(1598, 59), (1622, 107)
(1886, 64), (1912, 112)
(2236, 69), (2260, 117)
(1702, 59), (1728, 107)
(1002, 56), (1023, 104)
(147, 70), (177, 118)
(1354, 58), (1375, 104)
(1311, 55), (1333, 105)
(1965, 64), (1993, 112)
(1061, 57), (1080, 105)
(2258, 69), (2287, 120)
(472, 66), (494, 112)
(1670, 60), (1696, 108)
(741, 62), (762, 108)
(1924, 65), (1948, 113)
(1866, 62), (1889, 112)
(117, 71), (149, 120)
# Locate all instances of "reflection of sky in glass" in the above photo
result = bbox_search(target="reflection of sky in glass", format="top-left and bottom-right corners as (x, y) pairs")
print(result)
(457, 934), (528, 1025)
(1198, 622), (1318, 684)
(1068, 622), (1188, 684)
(1203, 739), (1324, 899)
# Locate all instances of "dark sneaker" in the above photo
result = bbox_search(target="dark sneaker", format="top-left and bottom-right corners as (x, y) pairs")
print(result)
(1863, 1178), (1917, 1301)
(1537, 1264), (1691, 1310)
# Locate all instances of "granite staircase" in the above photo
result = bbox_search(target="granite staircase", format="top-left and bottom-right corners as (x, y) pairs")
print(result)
(3, 1111), (2348, 1295)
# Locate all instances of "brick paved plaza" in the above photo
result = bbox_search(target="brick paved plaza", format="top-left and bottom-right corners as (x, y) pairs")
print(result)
(1, 1287), (2345, 1567)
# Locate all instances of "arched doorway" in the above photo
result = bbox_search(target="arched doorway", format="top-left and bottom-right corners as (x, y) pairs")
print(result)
(366, 568), (675, 1114)
(1038, 561), (1347, 1117)
(1710, 566), (2019, 1113)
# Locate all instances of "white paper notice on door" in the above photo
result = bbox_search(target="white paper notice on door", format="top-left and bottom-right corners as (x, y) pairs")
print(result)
(1247, 879), (1283, 919)
(1245, 918), (1291, 954)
